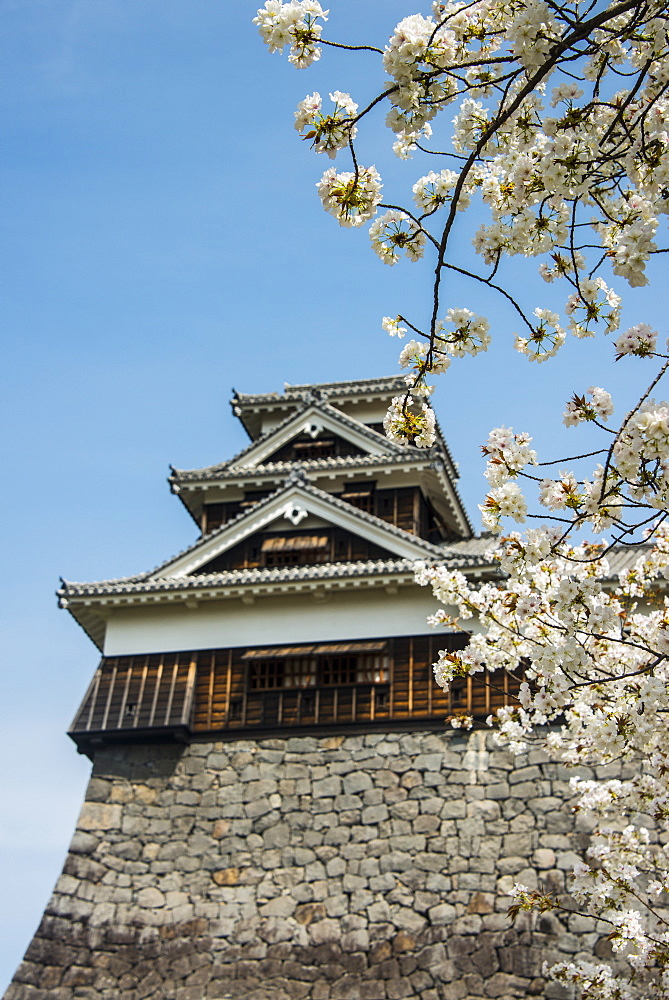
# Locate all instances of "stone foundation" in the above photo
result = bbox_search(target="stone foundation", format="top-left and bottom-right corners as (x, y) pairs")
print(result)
(4, 731), (614, 1000)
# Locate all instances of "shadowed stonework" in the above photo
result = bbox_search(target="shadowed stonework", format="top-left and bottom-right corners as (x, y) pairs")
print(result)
(4, 731), (619, 1000)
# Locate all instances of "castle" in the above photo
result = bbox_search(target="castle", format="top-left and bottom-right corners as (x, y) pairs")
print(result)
(4, 377), (606, 1000)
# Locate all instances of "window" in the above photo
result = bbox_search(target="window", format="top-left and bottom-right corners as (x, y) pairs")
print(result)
(284, 658), (316, 688)
(292, 438), (337, 460)
(241, 643), (388, 692)
(340, 481), (375, 514)
(261, 534), (330, 567)
(320, 655), (357, 686)
(249, 659), (285, 690)
(248, 656), (316, 690)
(375, 688), (390, 711)
(318, 654), (388, 686)
(356, 656), (389, 684)
(228, 700), (243, 721)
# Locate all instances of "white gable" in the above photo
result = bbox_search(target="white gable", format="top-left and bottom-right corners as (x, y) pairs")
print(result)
(228, 402), (399, 470)
(148, 483), (444, 580)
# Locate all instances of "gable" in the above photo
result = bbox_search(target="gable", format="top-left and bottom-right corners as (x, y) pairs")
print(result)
(194, 525), (396, 574)
(228, 402), (399, 470)
(148, 482), (447, 580)
(263, 429), (366, 465)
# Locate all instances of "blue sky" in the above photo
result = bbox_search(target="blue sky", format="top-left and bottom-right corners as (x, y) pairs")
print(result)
(2, 1), (667, 989)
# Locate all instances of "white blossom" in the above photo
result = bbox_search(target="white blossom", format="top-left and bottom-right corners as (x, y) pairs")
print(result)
(316, 165), (382, 227)
(294, 90), (357, 158)
(258, 5), (669, 992)
(254, 0), (328, 67)
(369, 210), (426, 264)
(614, 323), (659, 357)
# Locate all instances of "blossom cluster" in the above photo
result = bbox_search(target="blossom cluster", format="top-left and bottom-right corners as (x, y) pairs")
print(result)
(316, 165), (382, 227)
(294, 90), (357, 158)
(253, 0), (328, 67)
(383, 393), (436, 448)
(257, 5), (669, 994)
(256, 0), (669, 447)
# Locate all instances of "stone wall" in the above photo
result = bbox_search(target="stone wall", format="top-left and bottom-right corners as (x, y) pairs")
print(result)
(4, 730), (613, 1000)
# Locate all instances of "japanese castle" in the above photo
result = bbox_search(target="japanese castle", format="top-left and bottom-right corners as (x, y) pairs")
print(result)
(60, 375), (510, 754)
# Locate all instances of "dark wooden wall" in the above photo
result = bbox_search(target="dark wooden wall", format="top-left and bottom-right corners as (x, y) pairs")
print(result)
(69, 635), (521, 753)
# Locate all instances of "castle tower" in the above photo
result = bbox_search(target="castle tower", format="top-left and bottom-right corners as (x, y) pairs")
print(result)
(5, 377), (574, 1000)
(61, 375), (510, 752)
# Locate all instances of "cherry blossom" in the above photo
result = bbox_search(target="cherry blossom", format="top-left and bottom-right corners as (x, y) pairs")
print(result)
(316, 165), (382, 226)
(254, 0), (328, 67)
(369, 209), (426, 264)
(294, 90), (358, 158)
(257, 3), (669, 994)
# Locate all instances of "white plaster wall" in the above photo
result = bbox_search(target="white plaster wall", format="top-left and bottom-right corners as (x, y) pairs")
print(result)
(102, 585), (466, 656)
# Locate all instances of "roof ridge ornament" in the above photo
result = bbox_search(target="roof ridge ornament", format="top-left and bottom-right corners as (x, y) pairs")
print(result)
(285, 466), (310, 487)
(301, 387), (328, 405)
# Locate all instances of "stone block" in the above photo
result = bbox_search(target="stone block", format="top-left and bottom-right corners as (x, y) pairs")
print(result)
(335, 794), (363, 812)
(379, 852), (412, 874)
(391, 931), (416, 953)
(359, 983), (386, 1000)
(212, 868), (240, 886)
(440, 801), (466, 819)
(389, 801), (419, 821)
(324, 894), (349, 918)
(467, 892), (494, 914)
(439, 982), (468, 999)
(262, 823), (291, 849)
(259, 895), (296, 918)
(330, 975), (364, 1000)
(295, 902), (327, 926)
(310, 919), (342, 945)
(341, 928), (369, 952)
(414, 754), (443, 772)
(556, 851), (582, 871)
(314, 777), (342, 798)
(533, 848), (556, 869)
(413, 814), (440, 834)
(497, 855), (529, 875)
(342, 773), (373, 795)
(326, 857), (347, 878)
(485, 972), (531, 997)
(69, 832), (99, 855)
(342, 873), (367, 893)
(61, 965), (96, 987)
(427, 902), (456, 924)
(78, 802), (122, 832)
(386, 979), (414, 999)
(467, 800), (501, 820)
(245, 799), (274, 820)
(509, 766), (542, 784)
(349, 889), (374, 912)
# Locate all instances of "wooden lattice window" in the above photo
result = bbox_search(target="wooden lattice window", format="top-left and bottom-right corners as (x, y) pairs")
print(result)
(248, 657), (318, 690)
(320, 656), (357, 685)
(249, 659), (285, 690)
(340, 481), (375, 514)
(292, 438), (337, 460)
(261, 534), (330, 567)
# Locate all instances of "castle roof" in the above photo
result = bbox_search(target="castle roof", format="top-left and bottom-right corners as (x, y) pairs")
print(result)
(60, 376), (480, 652)
(231, 375), (409, 439)
(172, 389), (472, 538)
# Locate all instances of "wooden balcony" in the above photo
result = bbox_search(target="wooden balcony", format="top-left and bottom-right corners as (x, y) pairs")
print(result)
(68, 635), (522, 755)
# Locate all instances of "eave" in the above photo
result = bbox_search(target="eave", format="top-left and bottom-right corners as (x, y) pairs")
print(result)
(231, 375), (408, 440)
(58, 553), (495, 652)
(170, 452), (473, 539)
